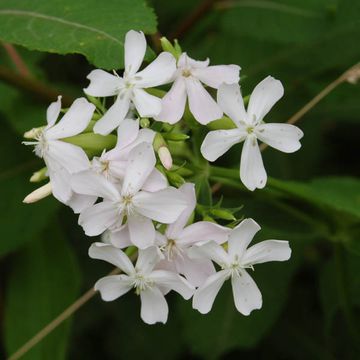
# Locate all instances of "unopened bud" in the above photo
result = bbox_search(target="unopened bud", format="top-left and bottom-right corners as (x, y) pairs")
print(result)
(203, 215), (216, 223)
(162, 133), (189, 141)
(210, 208), (236, 221)
(23, 182), (52, 203)
(30, 167), (48, 182)
(140, 118), (150, 128)
(23, 126), (44, 139)
(158, 146), (173, 170)
(160, 37), (182, 59)
(167, 172), (185, 187)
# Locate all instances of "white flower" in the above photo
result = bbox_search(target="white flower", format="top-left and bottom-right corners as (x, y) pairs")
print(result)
(201, 77), (304, 191)
(156, 52), (240, 125)
(23, 96), (95, 202)
(156, 183), (230, 287)
(89, 243), (194, 324)
(71, 142), (187, 248)
(84, 30), (176, 135)
(190, 218), (291, 315)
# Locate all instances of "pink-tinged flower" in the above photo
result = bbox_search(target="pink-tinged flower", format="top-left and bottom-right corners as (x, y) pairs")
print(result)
(201, 77), (304, 191)
(71, 142), (187, 248)
(189, 218), (291, 315)
(89, 243), (194, 324)
(84, 30), (176, 135)
(23, 96), (95, 203)
(156, 53), (240, 125)
(155, 183), (230, 287)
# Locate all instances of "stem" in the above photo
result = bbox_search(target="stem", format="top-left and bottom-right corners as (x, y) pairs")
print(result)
(2, 43), (31, 78)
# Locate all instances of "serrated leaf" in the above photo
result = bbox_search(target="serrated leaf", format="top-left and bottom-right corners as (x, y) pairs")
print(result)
(4, 223), (81, 359)
(0, 0), (157, 70)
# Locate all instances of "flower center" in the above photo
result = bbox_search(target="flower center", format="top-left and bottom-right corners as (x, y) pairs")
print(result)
(131, 273), (153, 294)
(162, 238), (184, 260)
(246, 126), (254, 134)
(121, 195), (135, 216)
(182, 69), (192, 77)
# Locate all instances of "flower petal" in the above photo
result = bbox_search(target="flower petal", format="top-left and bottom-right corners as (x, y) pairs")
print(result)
(79, 201), (120, 236)
(188, 241), (229, 267)
(255, 123), (304, 153)
(121, 142), (156, 196)
(125, 30), (146, 76)
(192, 270), (228, 314)
(142, 168), (168, 192)
(150, 270), (194, 299)
(178, 53), (209, 69)
(71, 170), (120, 200)
(193, 64), (240, 89)
(46, 98), (95, 139)
(47, 140), (89, 174)
(200, 128), (245, 162)
(134, 52), (176, 88)
(46, 95), (62, 127)
(67, 193), (97, 214)
(46, 161), (72, 203)
(228, 218), (261, 259)
(89, 242), (134, 274)
(155, 77), (187, 124)
(179, 221), (230, 246)
(109, 225), (132, 249)
(217, 83), (248, 126)
(165, 183), (196, 239)
(127, 214), (155, 249)
(93, 93), (130, 135)
(247, 76), (284, 123)
(133, 187), (187, 223)
(132, 88), (162, 118)
(84, 69), (123, 97)
(240, 135), (267, 191)
(231, 270), (262, 315)
(95, 274), (132, 301)
(140, 287), (168, 324)
(136, 247), (163, 274)
(186, 78), (223, 124)
(242, 240), (291, 266)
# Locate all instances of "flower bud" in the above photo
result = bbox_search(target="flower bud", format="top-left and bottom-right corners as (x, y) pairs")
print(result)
(162, 133), (189, 141)
(30, 167), (48, 182)
(23, 126), (44, 139)
(210, 208), (236, 221)
(23, 182), (52, 203)
(158, 146), (173, 170)
(160, 37), (182, 59)
(140, 118), (150, 128)
(167, 172), (185, 187)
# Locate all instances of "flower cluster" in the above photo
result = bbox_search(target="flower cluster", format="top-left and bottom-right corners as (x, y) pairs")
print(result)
(23, 30), (301, 324)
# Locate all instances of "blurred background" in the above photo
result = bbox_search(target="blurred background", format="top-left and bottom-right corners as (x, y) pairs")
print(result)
(0, 0), (359, 359)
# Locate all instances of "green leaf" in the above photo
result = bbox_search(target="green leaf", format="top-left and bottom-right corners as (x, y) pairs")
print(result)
(4, 223), (81, 359)
(0, 119), (59, 256)
(0, 0), (157, 70)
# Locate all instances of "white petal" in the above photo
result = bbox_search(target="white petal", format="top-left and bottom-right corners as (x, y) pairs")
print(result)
(231, 271), (262, 315)
(136, 247), (162, 274)
(188, 241), (229, 267)
(217, 83), (248, 126)
(109, 225), (132, 248)
(71, 171), (120, 200)
(93, 93), (130, 135)
(179, 255), (216, 288)
(127, 214), (155, 249)
(192, 270), (228, 314)
(166, 183), (196, 239)
(242, 240), (291, 266)
(255, 123), (304, 153)
(132, 88), (162, 117)
(193, 64), (240, 89)
(133, 187), (187, 223)
(142, 168), (168, 192)
(240, 135), (267, 191)
(89, 242), (134, 274)
(228, 218), (261, 258)
(186, 78), (223, 124)
(247, 76), (284, 124)
(47, 140), (89, 174)
(67, 193), (97, 214)
(79, 202), (120, 236)
(200, 128), (245, 162)
(46, 161), (72, 203)
(95, 274), (132, 301)
(134, 52), (176, 88)
(178, 222), (230, 246)
(140, 287), (168, 324)
(125, 30), (146, 76)
(178, 53), (209, 69)
(155, 77), (187, 124)
(46, 95), (62, 127)
(84, 69), (123, 97)
(121, 142), (156, 196)
(46, 98), (95, 139)
(150, 270), (194, 299)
